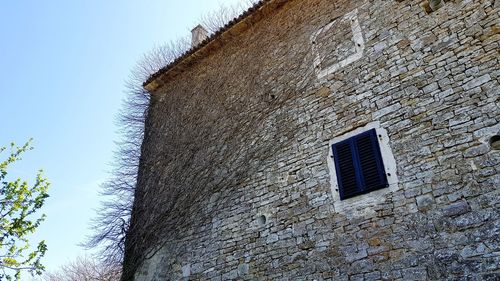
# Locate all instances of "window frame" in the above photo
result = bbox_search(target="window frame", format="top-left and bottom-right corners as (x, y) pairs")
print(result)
(332, 128), (389, 200)
(327, 122), (400, 215)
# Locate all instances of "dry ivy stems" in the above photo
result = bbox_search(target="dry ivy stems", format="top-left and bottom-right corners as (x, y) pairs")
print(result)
(87, 0), (263, 277)
(122, 17), (318, 279)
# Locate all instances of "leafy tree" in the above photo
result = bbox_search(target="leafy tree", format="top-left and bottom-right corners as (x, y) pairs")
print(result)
(0, 140), (49, 280)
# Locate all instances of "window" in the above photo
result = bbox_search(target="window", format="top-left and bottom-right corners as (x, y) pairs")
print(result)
(331, 128), (388, 200)
(327, 122), (399, 214)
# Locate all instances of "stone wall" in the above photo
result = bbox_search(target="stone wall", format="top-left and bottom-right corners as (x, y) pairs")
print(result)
(130, 0), (500, 280)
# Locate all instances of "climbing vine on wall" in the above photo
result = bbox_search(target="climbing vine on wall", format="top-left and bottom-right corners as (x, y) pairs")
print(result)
(85, 0), (262, 274)
(121, 4), (318, 280)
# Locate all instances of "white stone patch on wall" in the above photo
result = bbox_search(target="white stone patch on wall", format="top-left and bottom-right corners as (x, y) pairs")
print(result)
(327, 122), (400, 217)
(182, 264), (191, 278)
(311, 9), (365, 79)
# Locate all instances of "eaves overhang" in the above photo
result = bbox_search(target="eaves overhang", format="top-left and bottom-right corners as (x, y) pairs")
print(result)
(143, 0), (290, 92)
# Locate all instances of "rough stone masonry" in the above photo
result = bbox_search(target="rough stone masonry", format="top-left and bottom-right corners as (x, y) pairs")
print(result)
(125, 0), (500, 280)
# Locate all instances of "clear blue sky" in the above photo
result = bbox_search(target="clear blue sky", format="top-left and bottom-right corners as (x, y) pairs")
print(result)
(0, 0), (246, 276)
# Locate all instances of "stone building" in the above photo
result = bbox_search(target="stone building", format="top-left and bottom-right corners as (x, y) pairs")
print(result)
(124, 0), (500, 280)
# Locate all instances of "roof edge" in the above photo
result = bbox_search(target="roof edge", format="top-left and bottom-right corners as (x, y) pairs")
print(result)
(143, 0), (290, 92)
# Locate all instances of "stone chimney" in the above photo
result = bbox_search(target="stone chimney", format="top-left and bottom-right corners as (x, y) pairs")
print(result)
(191, 25), (209, 48)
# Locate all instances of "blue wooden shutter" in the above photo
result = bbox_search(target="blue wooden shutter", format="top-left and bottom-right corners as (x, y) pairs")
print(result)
(332, 140), (360, 200)
(332, 129), (388, 200)
(355, 129), (388, 192)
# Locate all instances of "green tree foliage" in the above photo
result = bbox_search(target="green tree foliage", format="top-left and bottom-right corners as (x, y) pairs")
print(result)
(0, 140), (49, 280)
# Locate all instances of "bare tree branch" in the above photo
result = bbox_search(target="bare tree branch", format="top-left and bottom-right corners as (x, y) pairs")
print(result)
(43, 256), (121, 281)
(85, 0), (263, 277)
